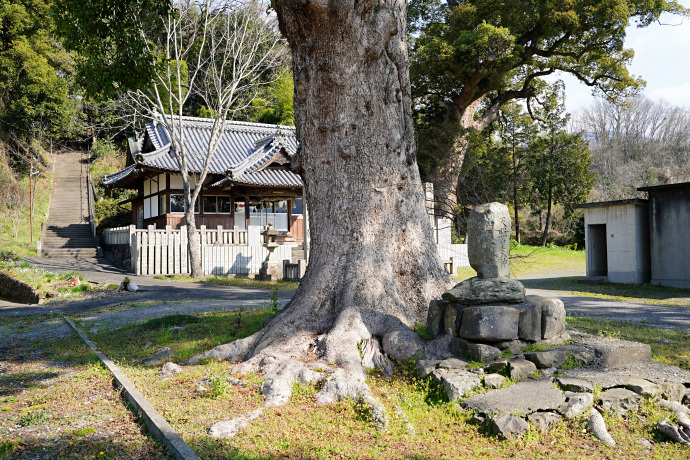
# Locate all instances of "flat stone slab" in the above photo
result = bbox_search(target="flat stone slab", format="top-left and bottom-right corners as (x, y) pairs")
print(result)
(435, 369), (481, 401)
(442, 277), (525, 305)
(556, 377), (594, 393)
(561, 360), (690, 389)
(569, 331), (650, 368)
(464, 380), (566, 416)
(626, 378), (660, 397)
(524, 350), (569, 369)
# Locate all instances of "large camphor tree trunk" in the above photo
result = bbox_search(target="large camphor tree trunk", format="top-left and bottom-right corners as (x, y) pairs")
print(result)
(188, 0), (452, 429)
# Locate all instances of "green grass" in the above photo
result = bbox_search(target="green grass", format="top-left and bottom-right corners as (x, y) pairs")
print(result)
(0, 315), (167, 458)
(76, 309), (690, 459)
(86, 308), (279, 364)
(0, 261), (89, 296)
(152, 273), (300, 291)
(0, 165), (53, 258)
(455, 243), (585, 281)
(524, 277), (690, 307)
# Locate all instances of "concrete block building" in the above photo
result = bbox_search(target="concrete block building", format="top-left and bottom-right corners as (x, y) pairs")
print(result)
(578, 181), (690, 288)
(577, 199), (650, 284)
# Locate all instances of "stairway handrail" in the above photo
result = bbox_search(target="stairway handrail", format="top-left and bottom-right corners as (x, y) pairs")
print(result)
(84, 151), (104, 257)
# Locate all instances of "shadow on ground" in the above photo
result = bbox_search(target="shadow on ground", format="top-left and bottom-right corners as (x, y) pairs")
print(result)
(521, 276), (690, 306)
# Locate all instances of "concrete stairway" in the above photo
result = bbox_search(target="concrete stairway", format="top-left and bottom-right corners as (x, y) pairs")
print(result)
(42, 151), (98, 258)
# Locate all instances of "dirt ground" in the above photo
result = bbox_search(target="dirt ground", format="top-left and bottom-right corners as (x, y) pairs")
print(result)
(0, 314), (170, 459)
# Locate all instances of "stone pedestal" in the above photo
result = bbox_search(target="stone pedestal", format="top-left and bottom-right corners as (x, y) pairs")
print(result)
(258, 223), (283, 281)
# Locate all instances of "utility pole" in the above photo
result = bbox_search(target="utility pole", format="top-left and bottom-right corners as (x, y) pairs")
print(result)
(29, 151), (33, 245)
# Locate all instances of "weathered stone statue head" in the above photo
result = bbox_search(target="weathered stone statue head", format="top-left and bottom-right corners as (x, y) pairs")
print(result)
(467, 202), (511, 279)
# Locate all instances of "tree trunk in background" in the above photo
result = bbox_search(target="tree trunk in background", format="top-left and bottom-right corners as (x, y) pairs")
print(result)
(513, 146), (520, 244)
(188, 0), (452, 408)
(541, 185), (553, 246)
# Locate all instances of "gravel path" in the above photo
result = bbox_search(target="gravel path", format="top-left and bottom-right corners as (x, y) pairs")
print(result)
(2, 258), (690, 333)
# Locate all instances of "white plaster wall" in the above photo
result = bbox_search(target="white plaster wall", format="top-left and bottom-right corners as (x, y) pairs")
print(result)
(584, 204), (649, 284)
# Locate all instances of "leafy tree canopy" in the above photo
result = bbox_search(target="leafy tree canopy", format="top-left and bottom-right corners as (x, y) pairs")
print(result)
(53, 0), (173, 100)
(0, 0), (76, 135)
(410, 0), (689, 131)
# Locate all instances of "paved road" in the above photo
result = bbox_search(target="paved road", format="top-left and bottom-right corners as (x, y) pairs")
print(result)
(0, 257), (293, 316)
(528, 287), (690, 332)
(2, 258), (690, 333)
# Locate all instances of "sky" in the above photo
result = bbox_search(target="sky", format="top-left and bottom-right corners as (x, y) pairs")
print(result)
(556, 1), (690, 115)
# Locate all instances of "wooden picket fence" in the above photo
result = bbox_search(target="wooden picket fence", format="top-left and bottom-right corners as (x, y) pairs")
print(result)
(102, 224), (289, 276)
(103, 225), (468, 277)
(437, 243), (469, 275)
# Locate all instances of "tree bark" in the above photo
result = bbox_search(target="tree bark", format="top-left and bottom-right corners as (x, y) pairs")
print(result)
(512, 143), (520, 244)
(188, 0), (451, 417)
(541, 184), (553, 246)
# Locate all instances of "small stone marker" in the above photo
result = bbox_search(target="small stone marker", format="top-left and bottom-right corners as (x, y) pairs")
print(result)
(160, 362), (183, 379)
(589, 409), (616, 446)
(509, 358), (537, 381)
(661, 382), (686, 403)
(143, 347), (174, 366)
(467, 202), (511, 279)
(528, 412), (562, 433)
(483, 373), (506, 389)
(600, 388), (640, 415)
(560, 392), (593, 419)
(491, 413), (529, 438)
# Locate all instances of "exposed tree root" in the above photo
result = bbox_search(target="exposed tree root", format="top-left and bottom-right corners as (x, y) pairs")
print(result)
(184, 269), (447, 437)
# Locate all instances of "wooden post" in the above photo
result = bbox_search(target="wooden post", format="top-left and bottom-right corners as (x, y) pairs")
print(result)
(130, 226), (138, 275)
(200, 225), (206, 275)
(287, 199), (292, 234)
(147, 225), (155, 275)
(244, 198), (250, 237)
(180, 225), (188, 274)
(233, 225), (239, 245)
(165, 225), (173, 275)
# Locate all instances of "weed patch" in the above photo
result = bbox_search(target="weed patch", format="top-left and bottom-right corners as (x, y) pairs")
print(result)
(139, 314), (201, 331)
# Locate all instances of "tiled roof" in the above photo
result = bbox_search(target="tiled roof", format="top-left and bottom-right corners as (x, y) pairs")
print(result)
(106, 114), (301, 189)
(103, 164), (139, 186)
(210, 169), (303, 188)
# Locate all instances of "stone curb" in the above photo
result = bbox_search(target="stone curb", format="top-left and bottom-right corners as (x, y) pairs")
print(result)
(63, 316), (201, 460)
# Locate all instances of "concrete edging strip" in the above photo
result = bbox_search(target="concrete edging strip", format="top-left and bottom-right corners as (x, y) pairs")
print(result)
(63, 316), (201, 460)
